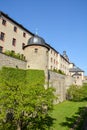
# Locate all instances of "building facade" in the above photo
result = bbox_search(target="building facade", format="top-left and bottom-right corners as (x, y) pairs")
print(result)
(0, 11), (33, 54)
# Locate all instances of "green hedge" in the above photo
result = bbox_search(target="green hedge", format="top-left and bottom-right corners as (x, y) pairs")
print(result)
(0, 67), (45, 87)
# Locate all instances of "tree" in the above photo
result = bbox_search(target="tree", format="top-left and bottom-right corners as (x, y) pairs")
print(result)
(67, 84), (85, 101)
(0, 67), (55, 130)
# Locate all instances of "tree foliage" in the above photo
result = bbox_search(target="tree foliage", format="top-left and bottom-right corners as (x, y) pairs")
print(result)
(67, 84), (87, 101)
(0, 67), (55, 130)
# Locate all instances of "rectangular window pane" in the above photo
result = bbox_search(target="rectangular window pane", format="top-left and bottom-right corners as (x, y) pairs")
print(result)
(14, 26), (17, 32)
(12, 38), (16, 46)
(23, 32), (26, 37)
(0, 46), (3, 52)
(0, 32), (5, 41)
(22, 43), (25, 49)
(2, 19), (6, 26)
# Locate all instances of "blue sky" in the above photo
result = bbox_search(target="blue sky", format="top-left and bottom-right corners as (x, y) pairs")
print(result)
(0, 0), (87, 75)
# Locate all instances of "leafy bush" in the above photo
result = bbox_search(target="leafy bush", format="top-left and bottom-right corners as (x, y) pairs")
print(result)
(58, 69), (65, 75)
(67, 83), (87, 101)
(67, 85), (84, 101)
(4, 50), (25, 61)
(0, 67), (55, 130)
(80, 83), (87, 100)
(52, 69), (65, 75)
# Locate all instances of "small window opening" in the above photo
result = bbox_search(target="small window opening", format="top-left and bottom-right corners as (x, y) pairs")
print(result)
(35, 48), (38, 53)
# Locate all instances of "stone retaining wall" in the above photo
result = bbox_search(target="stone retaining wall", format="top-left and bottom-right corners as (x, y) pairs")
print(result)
(0, 52), (26, 69)
(48, 71), (74, 103)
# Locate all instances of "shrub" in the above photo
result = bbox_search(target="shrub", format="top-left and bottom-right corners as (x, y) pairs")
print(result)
(67, 85), (83, 101)
(52, 69), (65, 75)
(4, 50), (25, 61)
(0, 67), (55, 130)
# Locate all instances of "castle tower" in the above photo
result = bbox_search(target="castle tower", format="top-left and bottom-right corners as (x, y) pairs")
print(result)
(23, 35), (49, 71)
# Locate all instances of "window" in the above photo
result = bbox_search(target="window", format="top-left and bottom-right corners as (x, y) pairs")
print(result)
(14, 26), (17, 32)
(12, 38), (16, 46)
(0, 32), (5, 41)
(51, 57), (53, 62)
(0, 46), (3, 52)
(23, 32), (26, 37)
(35, 48), (38, 53)
(2, 19), (6, 26)
(22, 43), (25, 49)
(51, 66), (53, 70)
(46, 50), (48, 55)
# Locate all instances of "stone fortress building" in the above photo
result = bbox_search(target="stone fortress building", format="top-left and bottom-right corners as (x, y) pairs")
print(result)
(0, 11), (84, 102)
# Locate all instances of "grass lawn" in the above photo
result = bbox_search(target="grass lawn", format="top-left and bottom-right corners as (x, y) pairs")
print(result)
(52, 101), (87, 130)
